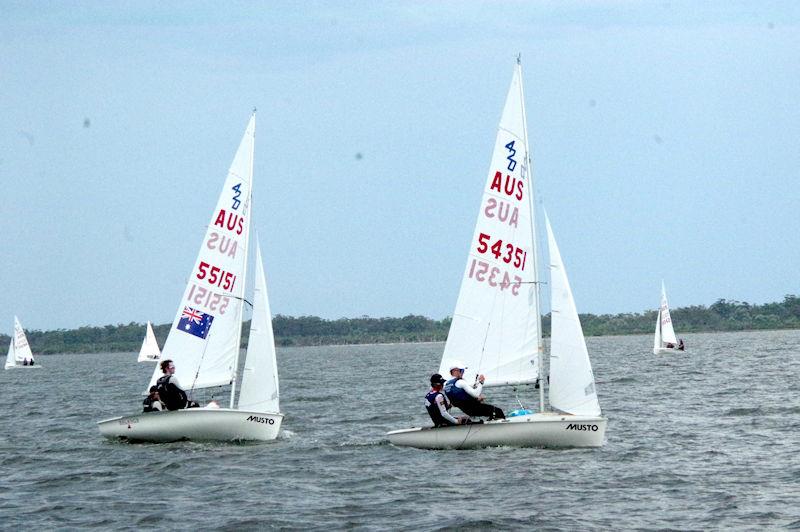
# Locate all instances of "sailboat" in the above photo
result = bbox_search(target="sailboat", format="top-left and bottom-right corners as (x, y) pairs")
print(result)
(653, 281), (685, 354)
(4, 316), (40, 370)
(136, 321), (161, 362)
(387, 61), (606, 449)
(98, 112), (283, 442)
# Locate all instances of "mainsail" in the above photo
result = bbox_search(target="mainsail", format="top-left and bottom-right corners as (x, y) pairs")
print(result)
(13, 316), (33, 363)
(148, 115), (255, 391)
(656, 281), (678, 347)
(439, 65), (539, 386)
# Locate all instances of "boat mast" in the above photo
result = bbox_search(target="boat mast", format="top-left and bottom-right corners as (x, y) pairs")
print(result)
(229, 109), (256, 409)
(516, 56), (546, 412)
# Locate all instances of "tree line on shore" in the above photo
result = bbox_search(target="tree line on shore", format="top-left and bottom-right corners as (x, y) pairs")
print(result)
(5, 295), (799, 355)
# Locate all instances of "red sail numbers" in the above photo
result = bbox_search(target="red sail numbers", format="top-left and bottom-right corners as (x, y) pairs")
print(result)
(489, 171), (524, 201)
(213, 209), (245, 235)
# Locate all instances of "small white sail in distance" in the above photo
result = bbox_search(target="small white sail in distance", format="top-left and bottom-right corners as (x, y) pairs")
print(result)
(546, 215), (601, 417)
(237, 239), (280, 413)
(657, 281), (678, 346)
(4, 338), (14, 369)
(137, 321), (162, 362)
(13, 316), (34, 363)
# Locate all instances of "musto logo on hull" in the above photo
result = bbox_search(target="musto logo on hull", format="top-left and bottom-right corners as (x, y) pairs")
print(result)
(566, 423), (598, 432)
(246, 415), (275, 425)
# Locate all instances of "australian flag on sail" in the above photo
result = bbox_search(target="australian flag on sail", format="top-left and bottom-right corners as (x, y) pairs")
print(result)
(177, 306), (214, 339)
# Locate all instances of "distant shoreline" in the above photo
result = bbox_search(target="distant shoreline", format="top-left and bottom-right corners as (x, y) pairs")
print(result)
(7, 296), (799, 355)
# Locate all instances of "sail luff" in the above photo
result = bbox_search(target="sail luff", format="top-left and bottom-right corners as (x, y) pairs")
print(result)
(516, 59), (546, 412)
(229, 111), (256, 408)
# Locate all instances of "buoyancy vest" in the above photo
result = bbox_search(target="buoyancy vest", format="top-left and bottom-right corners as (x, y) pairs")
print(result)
(425, 390), (453, 427)
(156, 375), (187, 411)
(444, 377), (472, 404)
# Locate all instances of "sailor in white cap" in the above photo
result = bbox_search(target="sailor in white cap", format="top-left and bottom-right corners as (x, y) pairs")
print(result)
(443, 362), (505, 420)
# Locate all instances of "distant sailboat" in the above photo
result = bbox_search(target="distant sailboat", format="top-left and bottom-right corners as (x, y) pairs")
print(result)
(5, 316), (40, 370)
(97, 112), (283, 442)
(653, 282), (685, 354)
(136, 321), (161, 362)
(387, 60), (606, 450)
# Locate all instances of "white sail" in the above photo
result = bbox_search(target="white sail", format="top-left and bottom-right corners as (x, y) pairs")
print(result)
(147, 115), (255, 392)
(237, 240), (280, 413)
(440, 65), (539, 387)
(4, 338), (14, 370)
(546, 217), (600, 416)
(137, 321), (162, 362)
(658, 282), (678, 346)
(13, 316), (34, 363)
(653, 309), (662, 351)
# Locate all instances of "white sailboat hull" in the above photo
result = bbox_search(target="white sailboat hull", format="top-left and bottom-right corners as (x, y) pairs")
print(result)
(4, 365), (42, 370)
(97, 408), (283, 442)
(653, 347), (686, 355)
(387, 412), (607, 450)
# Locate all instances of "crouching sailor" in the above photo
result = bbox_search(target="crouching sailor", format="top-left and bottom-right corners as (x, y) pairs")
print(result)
(142, 386), (163, 413)
(156, 359), (199, 410)
(425, 373), (464, 427)
(444, 362), (505, 420)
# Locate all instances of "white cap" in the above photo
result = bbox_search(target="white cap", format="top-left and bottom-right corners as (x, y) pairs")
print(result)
(448, 361), (466, 371)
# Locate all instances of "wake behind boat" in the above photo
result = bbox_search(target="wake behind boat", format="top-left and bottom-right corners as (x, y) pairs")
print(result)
(387, 60), (607, 450)
(4, 316), (40, 370)
(98, 112), (283, 442)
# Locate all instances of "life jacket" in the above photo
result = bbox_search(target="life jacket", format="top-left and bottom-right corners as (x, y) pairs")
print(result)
(425, 390), (453, 427)
(444, 377), (472, 404)
(156, 375), (187, 411)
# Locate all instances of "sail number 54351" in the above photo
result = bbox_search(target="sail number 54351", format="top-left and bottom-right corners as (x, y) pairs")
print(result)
(196, 261), (237, 291)
(468, 259), (522, 295)
(476, 233), (527, 270)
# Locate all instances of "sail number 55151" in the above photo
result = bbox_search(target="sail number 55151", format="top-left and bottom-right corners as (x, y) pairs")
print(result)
(196, 261), (237, 291)
(476, 233), (527, 270)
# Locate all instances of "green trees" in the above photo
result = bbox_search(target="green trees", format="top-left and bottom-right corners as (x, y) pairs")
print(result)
(3, 295), (798, 355)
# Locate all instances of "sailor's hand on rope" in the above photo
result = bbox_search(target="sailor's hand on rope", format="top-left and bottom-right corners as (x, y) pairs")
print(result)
(478, 374), (485, 384)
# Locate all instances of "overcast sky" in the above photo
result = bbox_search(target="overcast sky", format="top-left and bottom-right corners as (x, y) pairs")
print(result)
(1, 1), (798, 330)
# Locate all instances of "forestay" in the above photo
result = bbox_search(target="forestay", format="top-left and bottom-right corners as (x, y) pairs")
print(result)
(237, 241), (280, 413)
(546, 217), (601, 416)
(148, 116), (254, 392)
(439, 66), (539, 387)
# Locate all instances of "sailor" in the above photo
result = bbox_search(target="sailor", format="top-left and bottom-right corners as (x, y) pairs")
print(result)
(142, 386), (163, 413)
(678, 338), (685, 351)
(425, 373), (463, 428)
(444, 362), (505, 420)
(156, 359), (199, 410)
